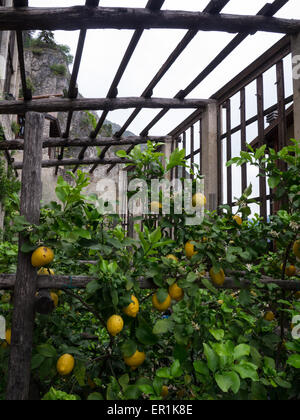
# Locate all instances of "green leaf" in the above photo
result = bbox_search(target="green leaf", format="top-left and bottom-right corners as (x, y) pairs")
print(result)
(74, 360), (86, 387)
(203, 343), (219, 373)
(138, 384), (155, 395)
(87, 392), (104, 400)
(86, 279), (100, 296)
(209, 329), (224, 341)
(124, 385), (142, 400)
(233, 344), (251, 360)
(121, 340), (137, 358)
(136, 325), (159, 345)
(156, 367), (172, 379)
(31, 354), (45, 370)
(21, 243), (37, 253)
(233, 361), (259, 381)
(156, 288), (169, 304)
(119, 374), (129, 391)
(116, 150), (128, 158)
(36, 344), (57, 358)
(153, 319), (173, 335)
(170, 360), (183, 378)
(268, 175), (281, 189)
(215, 372), (233, 393)
(193, 360), (209, 377)
(287, 354), (300, 369)
(153, 377), (164, 397)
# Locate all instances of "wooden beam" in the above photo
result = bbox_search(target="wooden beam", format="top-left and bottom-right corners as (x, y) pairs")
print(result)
(0, 97), (213, 115)
(0, 135), (169, 151)
(0, 273), (299, 291)
(0, 7), (300, 34)
(6, 112), (44, 401)
(13, 157), (133, 169)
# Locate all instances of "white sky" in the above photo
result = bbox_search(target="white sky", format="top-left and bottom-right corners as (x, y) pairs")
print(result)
(28, 0), (300, 135)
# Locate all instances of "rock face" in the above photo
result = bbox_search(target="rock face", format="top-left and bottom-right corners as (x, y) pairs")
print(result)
(23, 46), (134, 208)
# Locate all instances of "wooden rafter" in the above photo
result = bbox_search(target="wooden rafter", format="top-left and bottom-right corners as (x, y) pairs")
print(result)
(1, 7), (300, 34)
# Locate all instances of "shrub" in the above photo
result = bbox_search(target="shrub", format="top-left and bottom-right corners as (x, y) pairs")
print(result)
(50, 64), (67, 77)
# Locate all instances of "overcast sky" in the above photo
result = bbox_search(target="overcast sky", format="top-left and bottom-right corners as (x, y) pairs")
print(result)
(28, 1), (299, 208)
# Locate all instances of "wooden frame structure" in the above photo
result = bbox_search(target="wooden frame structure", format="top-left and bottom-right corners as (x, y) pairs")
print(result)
(0, 0), (300, 400)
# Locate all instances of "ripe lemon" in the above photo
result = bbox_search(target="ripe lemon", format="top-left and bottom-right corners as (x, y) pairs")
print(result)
(161, 385), (169, 398)
(124, 350), (146, 369)
(123, 295), (139, 318)
(185, 241), (197, 258)
(192, 193), (206, 207)
(166, 254), (178, 263)
(264, 311), (275, 322)
(293, 240), (300, 259)
(31, 247), (54, 268)
(107, 315), (124, 337)
(50, 292), (59, 308)
(38, 267), (54, 275)
(57, 354), (75, 376)
(152, 293), (172, 312)
(5, 329), (11, 345)
(280, 264), (297, 277)
(209, 268), (225, 286)
(169, 283), (184, 302)
(233, 215), (242, 226)
(150, 201), (162, 212)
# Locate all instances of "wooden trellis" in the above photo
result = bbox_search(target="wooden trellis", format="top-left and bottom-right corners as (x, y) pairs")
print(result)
(0, 0), (299, 400)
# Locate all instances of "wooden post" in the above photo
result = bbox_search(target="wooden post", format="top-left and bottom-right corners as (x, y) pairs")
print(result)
(201, 103), (219, 211)
(6, 112), (44, 401)
(291, 32), (300, 140)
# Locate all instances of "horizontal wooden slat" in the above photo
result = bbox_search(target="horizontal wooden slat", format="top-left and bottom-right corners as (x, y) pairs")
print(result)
(0, 7), (300, 34)
(0, 97), (213, 115)
(0, 135), (170, 151)
(13, 157), (133, 169)
(0, 274), (299, 291)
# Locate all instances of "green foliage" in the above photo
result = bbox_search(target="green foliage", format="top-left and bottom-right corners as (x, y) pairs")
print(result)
(0, 140), (300, 400)
(19, 77), (35, 98)
(10, 121), (20, 136)
(50, 64), (67, 77)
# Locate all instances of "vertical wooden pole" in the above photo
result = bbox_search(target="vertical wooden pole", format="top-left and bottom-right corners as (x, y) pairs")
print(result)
(291, 32), (300, 141)
(201, 102), (219, 211)
(6, 112), (44, 401)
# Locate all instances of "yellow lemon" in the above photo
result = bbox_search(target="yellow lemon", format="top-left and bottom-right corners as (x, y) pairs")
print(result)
(280, 264), (297, 277)
(107, 315), (124, 337)
(50, 292), (59, 308)
(150, 201), (162, 212)
(38, 267), (54, 275)
(293, 240), (300, 259)
(217, 300), (224, 305)
(169, 283), (184, 302)
(209, 268), (225, 287)
(57, 354), (75, 376)
(5, 329), (11, 345)
(31, 247), (54, 268)
(192, 193), (206, 207)
(123, 295), (139, 318)
(161, 385), (169, 398)
(166, 254), (178, 263)
(264, 311), (275, 322)
(124, 350), (146, 369)
(152, 293), (172, 312)
(233, 215), (242, 226)
(185, 241), (197, 258)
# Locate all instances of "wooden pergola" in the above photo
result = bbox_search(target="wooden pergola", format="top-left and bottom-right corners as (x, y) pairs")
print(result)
(0, 0), (300, 400)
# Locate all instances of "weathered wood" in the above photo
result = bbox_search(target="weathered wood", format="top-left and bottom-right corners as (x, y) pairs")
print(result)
(0, 135), (169, 151)
(0, 97), (213, 115)
(0, 7), (300, 34)
(13, 157), (133, 170)
(34, 291), (55, 315)
(0, 273), (299, 291)
(6, 112), (44, 401)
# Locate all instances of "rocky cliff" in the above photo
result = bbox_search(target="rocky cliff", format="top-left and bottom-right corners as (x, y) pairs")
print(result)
(23, 46), (134, 203)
